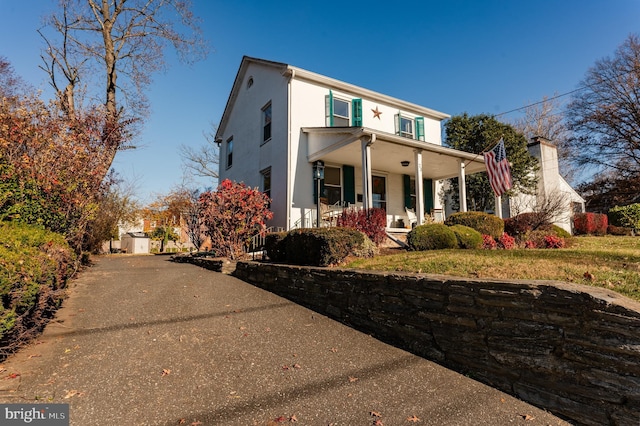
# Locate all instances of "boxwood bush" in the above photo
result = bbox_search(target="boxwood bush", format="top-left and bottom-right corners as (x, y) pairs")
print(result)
(445, 211), (504, 239)
(448, 225), (483, 249)
(407, 224), (458, 251)
(267, 227), (374, 266)
(0, 222), (76, 358)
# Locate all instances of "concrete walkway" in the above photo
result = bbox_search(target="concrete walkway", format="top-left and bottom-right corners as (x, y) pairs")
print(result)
(0, 255), (571, 425)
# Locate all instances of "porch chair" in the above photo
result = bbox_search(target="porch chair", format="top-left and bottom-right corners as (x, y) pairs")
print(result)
(405, 207), (418, 228)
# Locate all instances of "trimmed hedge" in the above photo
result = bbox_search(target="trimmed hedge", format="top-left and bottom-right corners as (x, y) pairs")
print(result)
(574, 212), (608, 235)
(445, 211), (504, 239)
(266, 227), (374, 266)
(407, 224), (458, 251)
(449, 225), (483, 249)
(0, 222), (76, 358)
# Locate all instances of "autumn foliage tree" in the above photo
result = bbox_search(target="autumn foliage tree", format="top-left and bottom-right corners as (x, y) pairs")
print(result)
(199, 179), (273, 259)
(0, 58), (117, 251)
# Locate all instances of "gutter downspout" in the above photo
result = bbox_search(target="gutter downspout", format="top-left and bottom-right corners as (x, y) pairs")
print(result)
(286, 68), (295, 230)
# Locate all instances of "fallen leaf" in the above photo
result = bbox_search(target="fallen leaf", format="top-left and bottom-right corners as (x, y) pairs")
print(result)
(64, 348), (71, 353)
(5, 373), (20, 379)
(282, 365), (290, 371)
(520, 414), (535, 421)
(370, 411), (382, 417)
(500, 398), (505, 403)
(289, 414), (298, 422)
(292, 363), (301, 369)
(407, 415), (420, 422)
(330, 348), (338, 353)
(191, 421), (203, 426)
(348, 376), (358, 383)
(584, 272), (595, 281)
(274, 416), (287, 422)
(27, 354), (41, 359)
(178, 419), (186, 425)
(162, 368), (171, 376)
(373, 420), (384, 426)
(63, 389), (84, 398)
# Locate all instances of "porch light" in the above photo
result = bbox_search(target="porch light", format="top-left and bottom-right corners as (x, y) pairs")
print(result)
(401, 160), (410, 167)
(313, 160), (325, 179)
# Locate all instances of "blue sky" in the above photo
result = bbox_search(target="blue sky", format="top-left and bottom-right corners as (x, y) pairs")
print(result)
(1, 0), (639, 203)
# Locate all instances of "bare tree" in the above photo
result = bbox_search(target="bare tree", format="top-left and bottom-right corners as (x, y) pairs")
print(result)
(566, 33), (640, 178)
(39, 0), (209, 163)
(179, 122), (220, 184)
(510, 95), (576, 181)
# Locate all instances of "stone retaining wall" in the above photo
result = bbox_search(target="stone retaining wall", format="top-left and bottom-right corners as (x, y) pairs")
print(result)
(234, 261), (640, 425)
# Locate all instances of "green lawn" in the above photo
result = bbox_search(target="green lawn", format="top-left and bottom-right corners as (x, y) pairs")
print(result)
(344, 235), (640, 302)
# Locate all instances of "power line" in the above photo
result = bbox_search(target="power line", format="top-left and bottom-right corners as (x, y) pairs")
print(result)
(494, 87), (585, 117)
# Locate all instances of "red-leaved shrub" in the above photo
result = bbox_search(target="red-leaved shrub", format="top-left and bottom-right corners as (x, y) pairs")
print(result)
(544, 235), (566, 248)
(482, 234), (497, 249)
(573, 212), (608, 235)
(524, 240), (537, 249)
(336, 207), (387, 245)
(497, 233), (516, 249)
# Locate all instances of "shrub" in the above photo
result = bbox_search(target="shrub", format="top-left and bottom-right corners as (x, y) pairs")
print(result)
(544, 235), (566, 248)
(482, 234), (497, 249)
(445, 211), (504, 239)
(264, 232), (287, 262)
(407, 224), (458, 251)
(277, 227), (372, 266)
(573, 212), (608, 235)
(336, 207), (387, 245)
(0, 222), (76, 359)
(551, 225), (572, 238)
(449, 225), (482, 249)
(607, 224), (634, 236)
(504, 212), (550, 239)
(497, 233), (516, 249)
(608, 204), (640, 231)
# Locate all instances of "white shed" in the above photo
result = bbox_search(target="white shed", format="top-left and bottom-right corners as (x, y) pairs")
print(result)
(121, 232), (150, 254)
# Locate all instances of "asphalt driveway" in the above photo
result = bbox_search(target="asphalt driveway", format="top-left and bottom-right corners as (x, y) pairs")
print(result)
(0, 255), (571, 425)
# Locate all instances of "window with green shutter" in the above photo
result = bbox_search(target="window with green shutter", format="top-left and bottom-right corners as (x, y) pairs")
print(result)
(352, 99), (362, 126)
(415, 117), (425, 141)
(325, 91), (350, 127)
(395, 113), (414, 138)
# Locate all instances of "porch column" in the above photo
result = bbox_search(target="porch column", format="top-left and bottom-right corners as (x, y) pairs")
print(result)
(458, 159), (468, 212)
(361, 135), (375, 209)
(414, 149), (425, 225)
(494, 195), (503, 218)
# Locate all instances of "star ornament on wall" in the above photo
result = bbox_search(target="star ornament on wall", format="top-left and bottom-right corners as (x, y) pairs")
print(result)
(372, 107), (382, 119)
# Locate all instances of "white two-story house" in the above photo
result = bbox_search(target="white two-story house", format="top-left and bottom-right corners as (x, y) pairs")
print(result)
(216, 56), (486, 231)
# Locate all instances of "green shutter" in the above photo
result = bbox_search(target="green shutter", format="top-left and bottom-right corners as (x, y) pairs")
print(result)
(352, 99), (362, 127)
(415, 117), (425, 141)
(403, 174), (412, 208)
(423, 178), (433, 214)
(343, 165), (355, 204)
(325, 90), (334, 127)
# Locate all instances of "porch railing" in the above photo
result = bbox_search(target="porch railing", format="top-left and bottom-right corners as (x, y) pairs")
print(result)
(245, 226), (284, 259)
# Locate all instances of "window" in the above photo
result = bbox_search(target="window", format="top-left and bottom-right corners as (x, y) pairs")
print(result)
(372, 175), (387, 211)
(396, 115), (414, 139)
(262, 102), (272, 143)
(261, 167), (271, 199)
(326, 91), (350, 127)
(322, 166), (341, 205)
(226, 136), (233, 168)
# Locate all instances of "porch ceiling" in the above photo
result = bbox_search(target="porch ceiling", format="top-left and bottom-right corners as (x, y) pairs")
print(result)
(303, 127), (486, 180)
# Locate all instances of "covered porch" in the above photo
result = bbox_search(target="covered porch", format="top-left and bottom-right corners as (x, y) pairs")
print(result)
(302, 127), (487, 228)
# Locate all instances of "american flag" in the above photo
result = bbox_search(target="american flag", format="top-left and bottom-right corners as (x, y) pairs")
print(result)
(484, 138), (512, 197)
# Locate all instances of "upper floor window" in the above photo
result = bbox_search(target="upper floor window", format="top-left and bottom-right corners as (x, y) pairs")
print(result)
(326, 91), (350, 127)
(395, 115), (425, 140)
(226, 136), (233, 169)
(262, 102), (272, 143)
